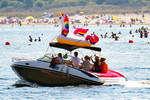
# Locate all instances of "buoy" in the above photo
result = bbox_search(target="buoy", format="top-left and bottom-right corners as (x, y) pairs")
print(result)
(115, 36), (119, 41)
(129, 40), (133, 43)
(5, 41), (10, 45)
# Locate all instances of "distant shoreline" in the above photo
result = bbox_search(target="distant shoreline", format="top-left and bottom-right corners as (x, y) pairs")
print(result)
(0, 23), (149, 26)
(0, 13), (150, 26)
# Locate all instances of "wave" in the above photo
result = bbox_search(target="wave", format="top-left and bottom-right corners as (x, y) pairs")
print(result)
(12, 80), (39, 88)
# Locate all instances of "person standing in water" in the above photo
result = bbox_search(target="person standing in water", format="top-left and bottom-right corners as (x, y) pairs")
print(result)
(144, 28), (149, 38)
(129, 30), (132, 34)
(38, 37), (41, 42)
(139, 29), (144, 38)
(29, 35), (33, 42)
(19, 21), (22, 26)
(104, 32), (108, 38)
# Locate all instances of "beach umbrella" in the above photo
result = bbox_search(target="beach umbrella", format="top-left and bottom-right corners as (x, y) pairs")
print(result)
(80, 12), (84, 14)
(132, 17), (137, 21)
(29, 16), (34, 20)
(14, 16), (20, 23)
(26, 16), (34, 20)
(112, 16), (118, 21)
(143, 17), (148, 20)
(9, 17), (17, 23)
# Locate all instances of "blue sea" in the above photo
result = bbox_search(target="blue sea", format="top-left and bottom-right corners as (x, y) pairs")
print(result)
(0, 25), (150, 100)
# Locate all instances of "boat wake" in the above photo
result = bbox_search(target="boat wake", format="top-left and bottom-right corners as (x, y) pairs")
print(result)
(12, 80), (39, 88)
(124, 80), (150, 88)
(103, 79), (150, 88)
(12, 79), (150, 88)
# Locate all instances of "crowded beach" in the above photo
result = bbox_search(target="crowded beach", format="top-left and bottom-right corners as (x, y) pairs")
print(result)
(0, 13), (150, 26)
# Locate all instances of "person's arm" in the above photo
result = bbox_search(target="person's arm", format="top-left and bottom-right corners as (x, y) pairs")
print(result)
(89, 63), (93, 71)
(90, 56), (94, 63)
(81, 58), (84, 62)
(61, 58), (64, 64)
(69, 57), (73, 67)
(78, 63), (83, 69)
(99, 61), (101, 66)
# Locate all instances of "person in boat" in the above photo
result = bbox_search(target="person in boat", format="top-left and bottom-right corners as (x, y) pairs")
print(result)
(90, 56), (101, 72)
(71, 52), (80, 68)
(80, 55), (92, 71)
(49, 57), (59, 68)
(99, 57), (108, 73)
(56, 53), (63, 64)
(49, 53), (63, 68)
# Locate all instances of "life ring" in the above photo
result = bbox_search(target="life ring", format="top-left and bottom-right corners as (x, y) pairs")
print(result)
(61, 29), (69, 37)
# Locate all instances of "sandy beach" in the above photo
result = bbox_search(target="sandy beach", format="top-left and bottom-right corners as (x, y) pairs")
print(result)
(0, 13), (150, 26)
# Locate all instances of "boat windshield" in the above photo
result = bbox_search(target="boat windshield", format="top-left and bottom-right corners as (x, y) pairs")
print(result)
(37, 55), (52, 63)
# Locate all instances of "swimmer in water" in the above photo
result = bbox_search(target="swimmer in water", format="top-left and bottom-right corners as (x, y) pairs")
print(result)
(29, 35), (33, 42)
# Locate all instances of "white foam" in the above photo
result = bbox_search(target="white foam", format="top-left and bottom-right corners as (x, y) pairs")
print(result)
(124, 80), (150, 88)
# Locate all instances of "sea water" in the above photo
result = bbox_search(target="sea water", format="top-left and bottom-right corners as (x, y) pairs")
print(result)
(0, 25), (150, 100)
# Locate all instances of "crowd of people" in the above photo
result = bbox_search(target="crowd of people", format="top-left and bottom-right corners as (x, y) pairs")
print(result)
(50, 52), (108, 73)
(97, 26), (149, 41)
(0, 13), (149, 26)
(29, 35), (41, 42)
(138, 27), (149, 38)
(28, 33), (44, 43)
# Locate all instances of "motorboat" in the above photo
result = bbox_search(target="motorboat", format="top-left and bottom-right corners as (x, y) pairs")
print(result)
(11, 42), (126, 86)
(49, 42), (127, 85)
(11, 42), (104, 86)
(11, 12), (126, 86)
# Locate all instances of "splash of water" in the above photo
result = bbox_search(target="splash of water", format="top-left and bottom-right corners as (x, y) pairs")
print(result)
(124, 80), (150, 88)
